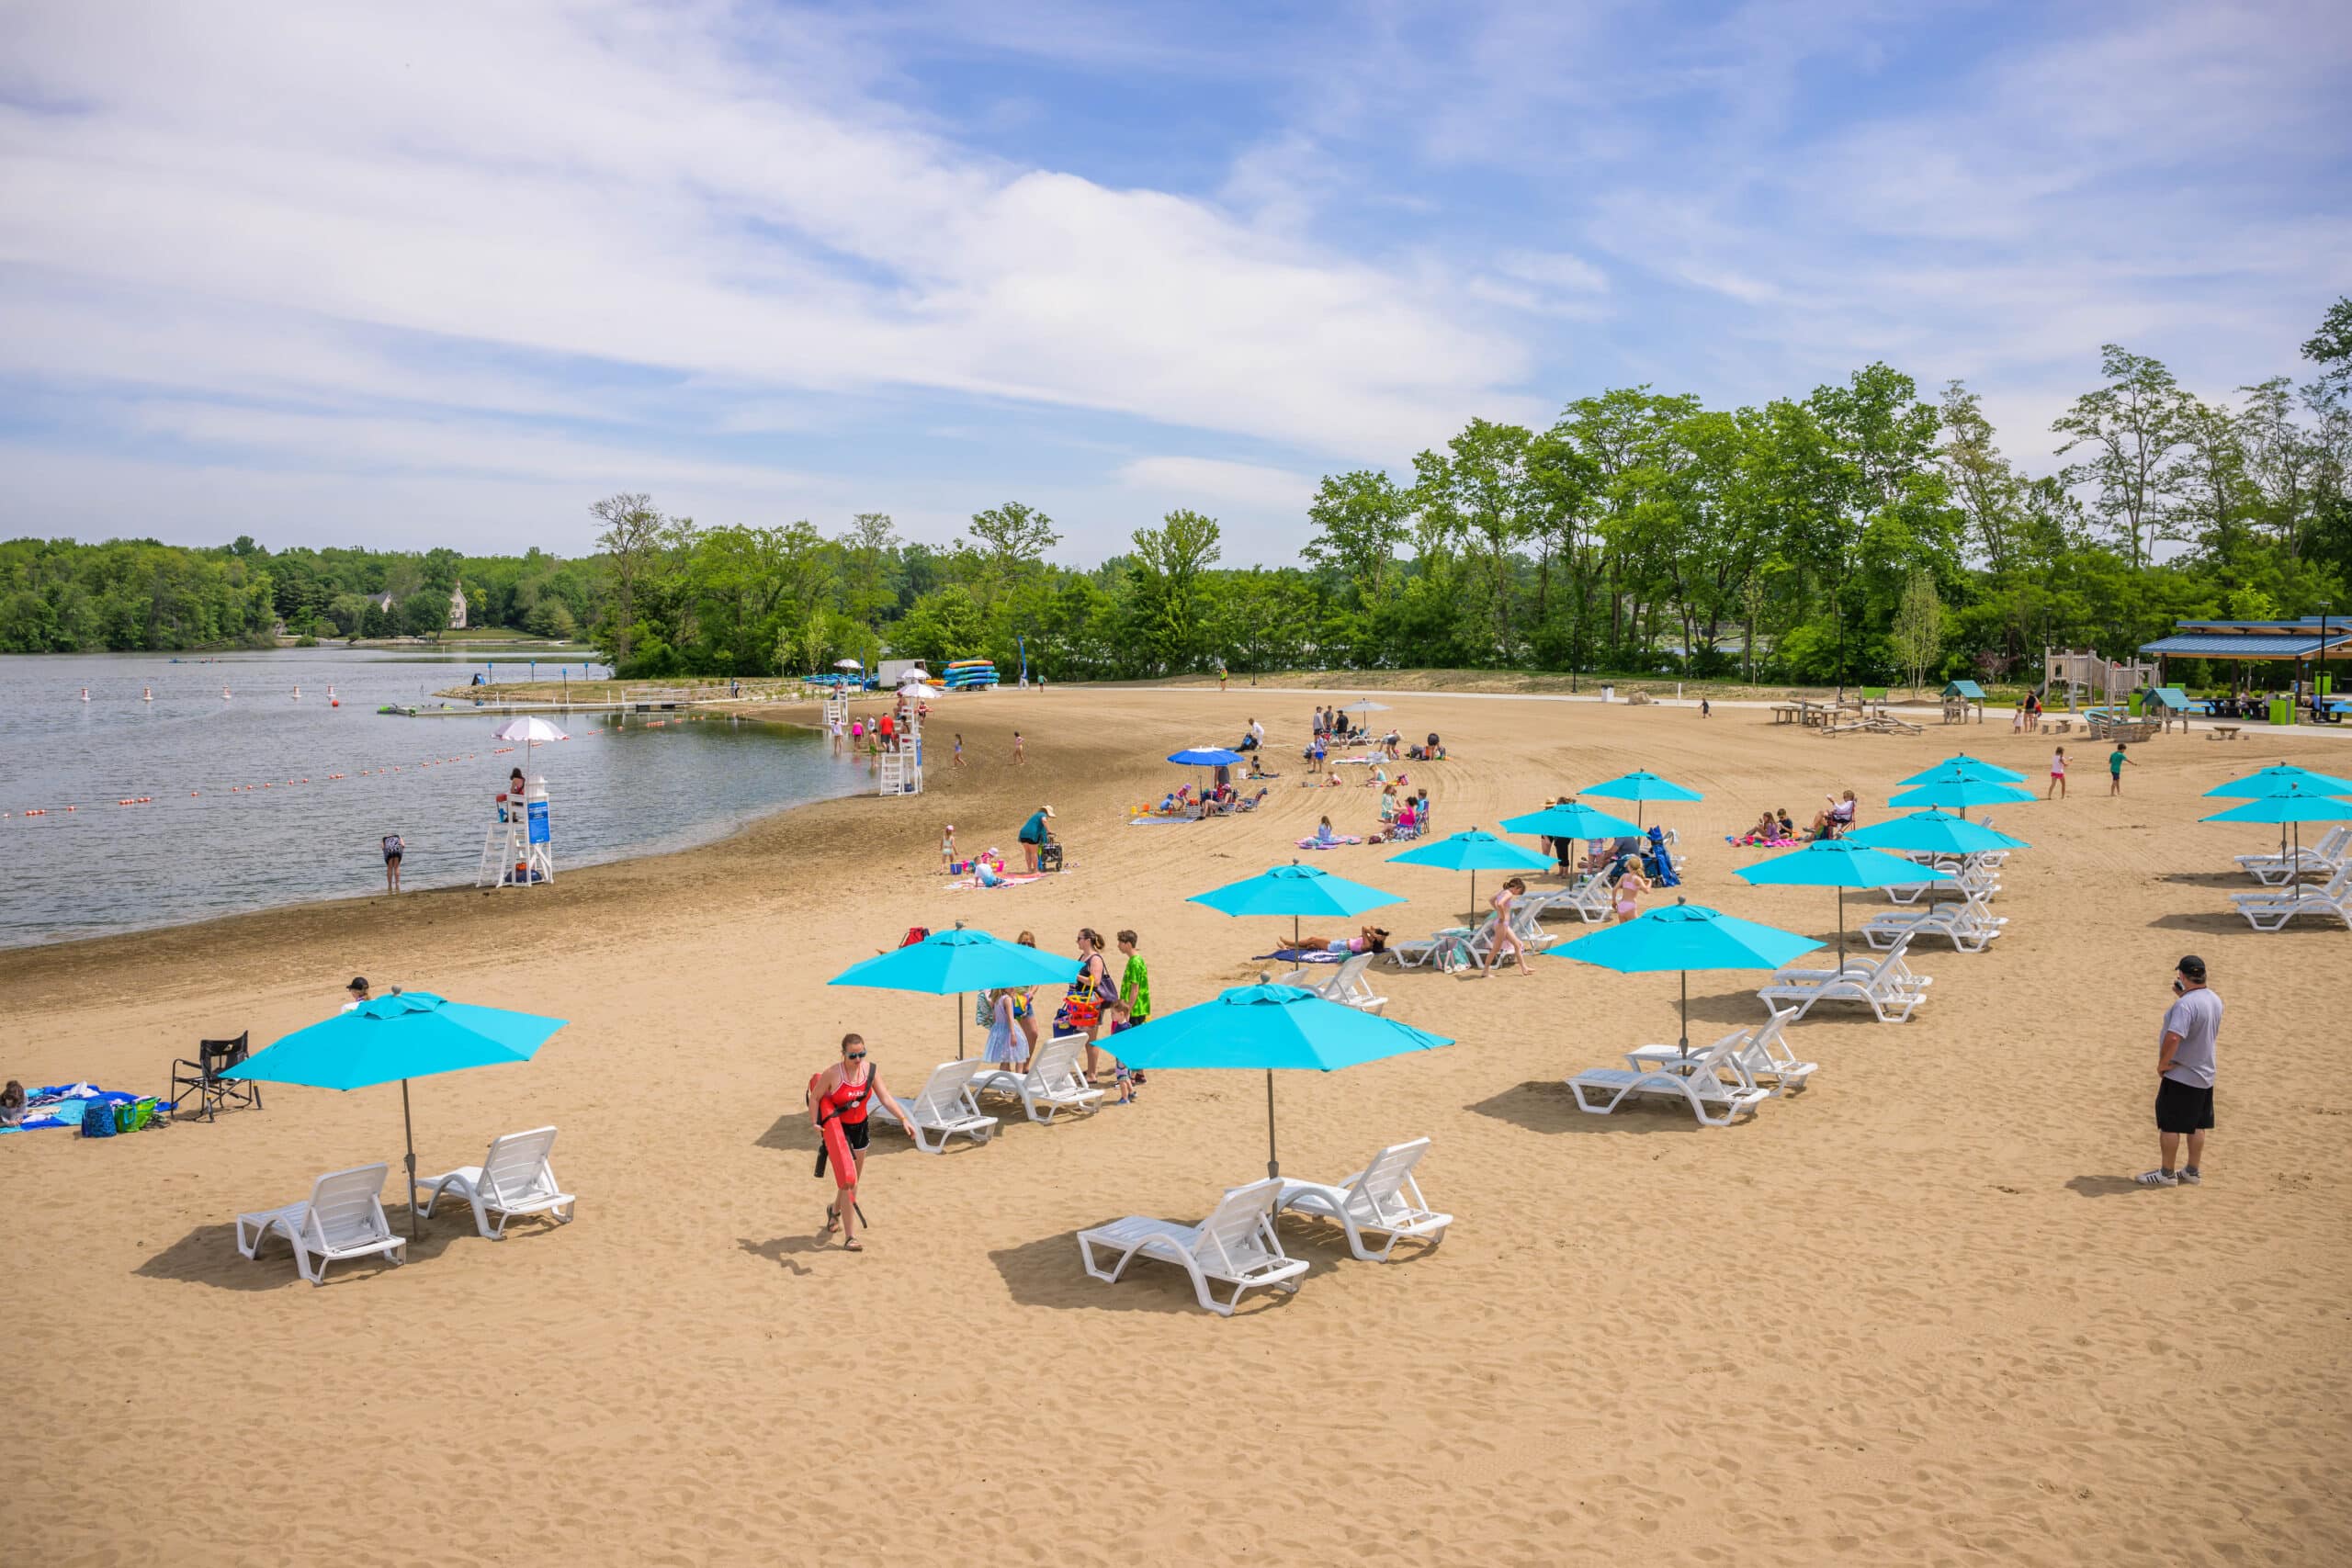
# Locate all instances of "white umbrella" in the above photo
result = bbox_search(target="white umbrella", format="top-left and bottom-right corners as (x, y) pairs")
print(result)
(897, 681), (933, 698)
(832, 659), (864, 670)
(492, 716), (568, 781)
(1342, 700), (1391, 715)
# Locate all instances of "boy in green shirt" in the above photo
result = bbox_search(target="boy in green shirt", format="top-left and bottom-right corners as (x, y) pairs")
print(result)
(2109, 743), (2134, 795)
(1112, 929), (1151, 1103)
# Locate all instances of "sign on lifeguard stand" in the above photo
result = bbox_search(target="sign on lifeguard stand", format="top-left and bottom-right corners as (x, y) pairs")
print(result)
(477, 776), (556, 887)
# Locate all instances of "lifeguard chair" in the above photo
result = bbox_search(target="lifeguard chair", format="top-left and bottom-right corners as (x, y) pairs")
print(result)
(477, 776), (556, 887)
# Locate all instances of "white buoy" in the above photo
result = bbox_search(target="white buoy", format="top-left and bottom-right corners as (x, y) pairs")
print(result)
(80, 687), (90, 702)
(292, 685), (301, 700)
(142, 686), (153, 702)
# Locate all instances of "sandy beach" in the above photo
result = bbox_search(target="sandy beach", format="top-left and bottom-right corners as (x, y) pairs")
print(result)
(5, 685), (2349, 1567)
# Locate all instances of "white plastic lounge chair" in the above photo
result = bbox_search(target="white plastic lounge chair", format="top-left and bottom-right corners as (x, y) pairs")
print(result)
(1567, 1033), (1771, 1125)
(1883, 854), (2002, 906)
(413, 1125), (576, 1240)
(1505, 897), (1562, 951)
(1274, 951), (1388, 1013)
(1861, 891), (2008, 953)
(1758, 942), (1928, 1023)
(1534, 870), (1618, 925)
(1625, 1006), (1815, 1093)
(1388, 912), (1495, 973)
(1077, 1178), (1308, 1314)
(235, 1162), (406, 1285)
(970, 1032), (1104, 1123)
(871, 1058), (1000, 1152)
(1264, 1137), (1452, 1262)
(2233, 865), (2352, 931)
(2235, 826), (2350, 886)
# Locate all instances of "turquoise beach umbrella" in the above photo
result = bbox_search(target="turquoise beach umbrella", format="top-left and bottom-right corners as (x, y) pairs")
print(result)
(1901, 754), (2028, 784)
(2202, 767), (2352, 863)
(1734, 839), (1953, 965)
(2203, 764), (2352, 797)
(1387, 828), (1555, 911)
(1582, 770), (1704, 829)
(1845, 810), (2030, 857)
(1189, 863), (1405, 949)
(1887, 770), (2036, 816)
(1544, 899), (1820, 1060)
(1498, 801), (1643, 843)
(2202, 784), (2352, 881)
(829, 924), (1082, 1060)
(225, 991), (568, 1238)
(1109, 984), (1453, 1177)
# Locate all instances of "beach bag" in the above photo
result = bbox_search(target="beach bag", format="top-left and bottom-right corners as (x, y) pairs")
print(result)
(81, 1100), (119, 1139)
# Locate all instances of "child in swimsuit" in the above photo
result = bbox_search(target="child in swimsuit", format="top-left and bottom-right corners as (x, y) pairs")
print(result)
(1614, 863), (1650, 923)
(1482, 878), (1533, 977)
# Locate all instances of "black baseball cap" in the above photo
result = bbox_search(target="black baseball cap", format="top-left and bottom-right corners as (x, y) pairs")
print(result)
(2177, 954), (2207, 981)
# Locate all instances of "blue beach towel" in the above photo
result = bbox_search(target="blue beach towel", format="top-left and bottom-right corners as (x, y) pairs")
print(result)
(2, 1084), (150, 1134)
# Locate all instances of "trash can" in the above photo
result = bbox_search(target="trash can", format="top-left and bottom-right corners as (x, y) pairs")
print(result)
(2268, 696), (2296, 727)
(2128, 689), (2145, 716)
(1601, 684), (1615, 703)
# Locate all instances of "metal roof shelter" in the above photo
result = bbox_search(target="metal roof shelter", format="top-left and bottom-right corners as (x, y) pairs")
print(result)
(2139, 618), (2352, 660)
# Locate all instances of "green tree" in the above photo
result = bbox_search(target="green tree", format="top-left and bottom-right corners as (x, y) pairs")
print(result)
(963, 502), (1060, 611)
(1890, 569), (1946, 694)
(1128, 509), (1223, 672)
(2052, 345), (2193, 568)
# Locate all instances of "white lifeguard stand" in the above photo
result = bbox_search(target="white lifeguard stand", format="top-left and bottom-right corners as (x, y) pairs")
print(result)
(477, 776), (555, 887)
(878, 709), (925, 796)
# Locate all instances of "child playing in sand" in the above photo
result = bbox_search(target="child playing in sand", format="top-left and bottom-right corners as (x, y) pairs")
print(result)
(941, 824), (956, 871)
(1482, 877), (1534, 978)
(1012, 731), (1025, 763)
(2109, 742), (2133, 795)
(953, 734), (965, 768)
(2049, 746), (2068, 798)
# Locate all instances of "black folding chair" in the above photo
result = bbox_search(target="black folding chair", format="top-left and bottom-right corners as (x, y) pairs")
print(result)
(168, 1031), (262, 1122)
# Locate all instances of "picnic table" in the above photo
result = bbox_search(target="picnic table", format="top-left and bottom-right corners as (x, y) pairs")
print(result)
(1770, 704), (1802, 725)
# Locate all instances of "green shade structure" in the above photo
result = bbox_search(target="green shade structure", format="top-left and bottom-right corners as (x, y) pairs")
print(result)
(1734, 840), (1953, 966)
(829, 924), (1081, 1060)
(1901, 754), (2028, 784)
(2202, 784), (2352, 882)
(1189, 862), (1405, 949)
(1845, 810), (2030, 857)
(1108, 983), (1453, 1177)
(1544, 899), (1820, 1060)
(1582, 770), (1704, 829)
(1499, 801), (1643, 843)
(1386, 828), (1556, 912)
(1887, 769), (2037, 816)
(225, 991), (568, 1239)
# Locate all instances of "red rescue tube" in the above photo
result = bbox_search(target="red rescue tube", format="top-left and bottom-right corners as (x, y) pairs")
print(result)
(809, 1073), (858, 1190)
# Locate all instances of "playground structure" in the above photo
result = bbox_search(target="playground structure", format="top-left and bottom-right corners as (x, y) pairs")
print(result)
(1940, 680), (1987, 725)
(2042, 648), (2156, 711)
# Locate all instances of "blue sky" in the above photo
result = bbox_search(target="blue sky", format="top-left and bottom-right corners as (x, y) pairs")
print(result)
(2, 0), (2346, 563)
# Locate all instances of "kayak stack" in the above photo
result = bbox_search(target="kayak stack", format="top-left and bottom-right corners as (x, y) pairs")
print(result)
(943, 660), (999, 690)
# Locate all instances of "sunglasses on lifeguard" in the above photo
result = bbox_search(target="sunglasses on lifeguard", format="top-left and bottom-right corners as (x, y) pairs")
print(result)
(843, 1049), (867, 1059)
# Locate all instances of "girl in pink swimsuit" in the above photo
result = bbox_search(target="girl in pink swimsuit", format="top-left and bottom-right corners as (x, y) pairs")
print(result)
(1614, 863), (1650, 923)
(1483, 877), (1533, 977)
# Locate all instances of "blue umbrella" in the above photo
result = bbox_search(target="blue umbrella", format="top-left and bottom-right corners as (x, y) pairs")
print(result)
(1734, 839), (1953, 965)
(1387, 828), (1555, 911)
(1499, 800), (1642, 843)
(2202, 784), (2352, 881)
(1887, 770), (2037, 816)
(1582, 770), (1704, 829)
(1110, 984), (1452, 1176)
(1845, 810), (2030, 857)
(225, 991), (567, 1237)
(1901, 754), (2028, 784)
(1544, 899), (1820, 1059)
(830, 924), (1081, 1060)
(2204, 763), (2352, 797)
(1167, 746), (1244, 766)
(1189, 862), (1404, 948)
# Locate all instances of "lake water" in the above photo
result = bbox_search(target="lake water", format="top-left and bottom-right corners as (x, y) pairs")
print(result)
(0, 649), (864, 948)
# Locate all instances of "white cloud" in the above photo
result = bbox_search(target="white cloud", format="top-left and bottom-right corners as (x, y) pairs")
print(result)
(1115, 456), (1320, 515)
(1494, 249), (1609, 294)
(0, 0), (1533, 471)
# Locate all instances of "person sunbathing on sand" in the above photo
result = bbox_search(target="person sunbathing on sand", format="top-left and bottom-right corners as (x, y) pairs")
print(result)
(1295, 926), (1388, 956)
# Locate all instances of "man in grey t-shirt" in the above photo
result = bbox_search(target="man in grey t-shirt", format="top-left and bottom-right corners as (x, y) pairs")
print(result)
(2138, 954), (2222, 1187)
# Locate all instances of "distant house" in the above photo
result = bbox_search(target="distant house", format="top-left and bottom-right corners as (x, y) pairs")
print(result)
(368, 591), (396, 612)
(447, 582), (469, 631)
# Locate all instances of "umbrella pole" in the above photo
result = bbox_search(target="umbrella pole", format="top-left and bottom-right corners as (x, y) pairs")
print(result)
(1265, 1069), (1279, 1180)
(956, 994), (965, 1061)
(401, 1077), (421, 1239)
(1837, 887), (1847, 970)
(1679, 971), (1690, 1062)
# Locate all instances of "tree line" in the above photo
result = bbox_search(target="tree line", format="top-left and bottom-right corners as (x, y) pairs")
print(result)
(8, 299), (2346, 683)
